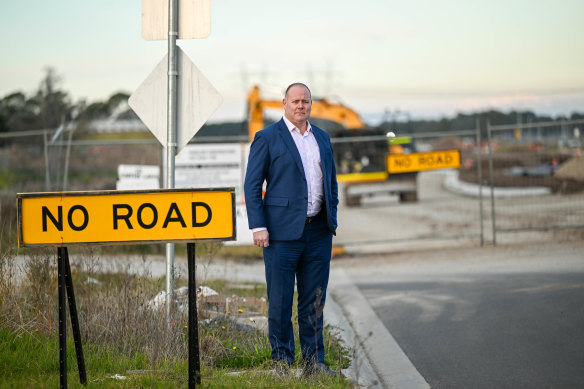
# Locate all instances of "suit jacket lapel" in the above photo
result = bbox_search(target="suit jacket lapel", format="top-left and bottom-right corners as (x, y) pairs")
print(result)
(277, 119), (305, 176)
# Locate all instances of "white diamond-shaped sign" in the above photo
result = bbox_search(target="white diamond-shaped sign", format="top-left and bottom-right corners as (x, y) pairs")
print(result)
(129, 47), (222, 152)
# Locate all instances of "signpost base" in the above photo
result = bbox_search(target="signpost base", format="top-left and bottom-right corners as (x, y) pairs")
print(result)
(55, 243), (203, 387)
(187, 242), (201, 387)
(57, 247), (87, 387)
(57, 248), (67, 388)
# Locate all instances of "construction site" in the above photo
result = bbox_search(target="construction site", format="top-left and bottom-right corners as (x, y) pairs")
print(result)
(2, 85), (583, 389)
(2, 86), (583, 248)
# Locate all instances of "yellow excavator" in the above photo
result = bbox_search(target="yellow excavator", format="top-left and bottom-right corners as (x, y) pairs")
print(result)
(247, 85), (365, 139)
(246, 85), (419, 205)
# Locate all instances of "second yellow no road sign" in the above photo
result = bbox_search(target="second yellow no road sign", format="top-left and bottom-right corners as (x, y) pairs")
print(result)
(387, 150), (461, 174)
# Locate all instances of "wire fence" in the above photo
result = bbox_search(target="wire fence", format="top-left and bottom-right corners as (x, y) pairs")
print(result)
(0, 130), (160, 192)
(486, 119), (584, 244)
(330, 127), (486, 252)
(1, 119), (583, 249)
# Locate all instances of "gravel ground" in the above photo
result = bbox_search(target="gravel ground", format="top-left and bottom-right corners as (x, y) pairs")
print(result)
(334, 170), (584, 256)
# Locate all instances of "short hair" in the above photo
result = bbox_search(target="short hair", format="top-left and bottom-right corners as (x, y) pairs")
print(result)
(284, 82), (311, 100)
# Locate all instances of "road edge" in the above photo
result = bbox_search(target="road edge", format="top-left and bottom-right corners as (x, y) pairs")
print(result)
(325, 296), (382, 388)
(327, 267), (430, 389)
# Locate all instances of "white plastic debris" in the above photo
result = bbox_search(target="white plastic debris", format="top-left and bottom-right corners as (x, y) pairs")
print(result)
(147, 285), (219, 313)
(84, 277), (101, 285)
(197, 286), (218, 297)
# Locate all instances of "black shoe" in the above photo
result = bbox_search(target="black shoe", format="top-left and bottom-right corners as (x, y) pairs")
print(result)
(302, 362), (340, 377)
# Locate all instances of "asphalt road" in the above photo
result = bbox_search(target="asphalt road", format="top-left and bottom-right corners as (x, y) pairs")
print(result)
(335, 242), (584, 389)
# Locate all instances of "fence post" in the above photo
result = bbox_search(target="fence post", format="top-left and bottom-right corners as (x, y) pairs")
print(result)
(476, 118), (484, 247)
(487, 120), (497, 246)
(44, 130), (51, 191)
(63, 126), (74, 191)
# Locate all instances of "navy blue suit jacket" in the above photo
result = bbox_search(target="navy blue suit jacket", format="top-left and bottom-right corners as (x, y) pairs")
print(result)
(244, 118), (338, 241)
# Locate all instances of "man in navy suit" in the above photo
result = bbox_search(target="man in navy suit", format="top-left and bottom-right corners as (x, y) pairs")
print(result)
(244, 83), (339, 375)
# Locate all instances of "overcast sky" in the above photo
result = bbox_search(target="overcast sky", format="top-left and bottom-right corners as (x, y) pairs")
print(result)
(1, 0), (583, 124)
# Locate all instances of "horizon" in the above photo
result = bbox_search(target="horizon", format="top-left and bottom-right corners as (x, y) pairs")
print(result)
(1, 1), (583, 123)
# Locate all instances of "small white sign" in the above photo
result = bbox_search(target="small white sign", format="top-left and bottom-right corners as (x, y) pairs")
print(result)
(116, 164), (160, 190)
(142, 0), (211, 40)
(118, 164), (159, 180)
(116, 178), (160, 190)
(175, 144), (242, 195)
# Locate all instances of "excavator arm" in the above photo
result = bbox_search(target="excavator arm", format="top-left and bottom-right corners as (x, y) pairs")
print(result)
(247, 85), (365, 140)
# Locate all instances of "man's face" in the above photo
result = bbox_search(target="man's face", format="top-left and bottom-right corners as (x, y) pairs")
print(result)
(283, 85), (312, 126)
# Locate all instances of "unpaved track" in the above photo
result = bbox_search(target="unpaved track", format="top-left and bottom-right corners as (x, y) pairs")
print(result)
(334, 170), (583, 254)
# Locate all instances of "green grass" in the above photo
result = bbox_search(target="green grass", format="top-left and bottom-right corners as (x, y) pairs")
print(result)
(0, 325), (352, 388)
(0, 252), (352, 389)
(0, 328), (165, 388)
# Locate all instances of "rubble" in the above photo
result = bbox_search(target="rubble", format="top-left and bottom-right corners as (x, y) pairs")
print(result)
(555, 157), (584, 181)
(146, 285), (268, 333)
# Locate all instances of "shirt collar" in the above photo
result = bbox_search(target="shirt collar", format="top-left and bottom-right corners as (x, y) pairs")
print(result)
(283, 115), (312, 134)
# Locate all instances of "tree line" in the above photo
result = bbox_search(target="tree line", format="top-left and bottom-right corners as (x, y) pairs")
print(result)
(0, 67), (137, 135)
(1, 68), (582, 138)
(378, 109), (584, 136)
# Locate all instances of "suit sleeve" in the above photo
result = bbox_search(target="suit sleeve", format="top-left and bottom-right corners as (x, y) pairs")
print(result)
(244, 133), (269, 229)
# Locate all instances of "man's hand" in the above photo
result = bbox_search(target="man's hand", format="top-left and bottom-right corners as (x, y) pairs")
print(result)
(253, 230), (269, 247)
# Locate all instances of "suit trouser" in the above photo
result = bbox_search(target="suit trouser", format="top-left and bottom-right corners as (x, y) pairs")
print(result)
(263, 214), (333, 365)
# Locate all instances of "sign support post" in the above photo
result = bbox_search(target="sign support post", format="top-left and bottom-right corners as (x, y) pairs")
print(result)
(57, 246), (87, 388)
(132, 2), (221, 320)
(55, 242), (200, 388)
(165, 0), (179, 320)
(187, 243), (202, 387)
(63, 247), (87, 386)
(58, 248), (67, 388)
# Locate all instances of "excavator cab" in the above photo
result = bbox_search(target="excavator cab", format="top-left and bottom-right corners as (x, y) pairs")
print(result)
(329, 128), (389, 178)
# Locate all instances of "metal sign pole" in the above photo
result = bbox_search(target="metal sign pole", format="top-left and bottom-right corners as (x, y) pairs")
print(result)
(58, 248), (68, 388)
(187, 243), (201, 387)
(165, 0), (179, 319)
(132, 0), (221, 325)
(57, 247), (88, 387)
(62, 247), (87, 385)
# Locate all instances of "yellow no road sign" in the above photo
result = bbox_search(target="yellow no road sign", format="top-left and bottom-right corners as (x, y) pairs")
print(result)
(387, 150), (461, 174)
(17, 188), (235, 247)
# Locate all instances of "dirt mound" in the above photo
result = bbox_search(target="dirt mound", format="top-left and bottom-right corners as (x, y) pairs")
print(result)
(555, 157), (584, 181)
